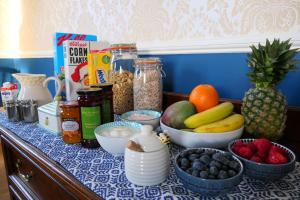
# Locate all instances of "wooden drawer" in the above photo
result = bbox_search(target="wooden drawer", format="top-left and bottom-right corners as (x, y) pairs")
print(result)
(0, 122), (103, 200)
(4, 143), (76, 200)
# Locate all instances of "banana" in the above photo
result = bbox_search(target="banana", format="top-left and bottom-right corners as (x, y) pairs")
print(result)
(193, 114), (244, 133)
(184, 102), (234, 128)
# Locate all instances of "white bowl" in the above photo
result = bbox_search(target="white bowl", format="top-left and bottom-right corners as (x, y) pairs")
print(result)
(160, 119), (243, 148)
(120, 110), (161, 129)
(94, 121), (142, 155)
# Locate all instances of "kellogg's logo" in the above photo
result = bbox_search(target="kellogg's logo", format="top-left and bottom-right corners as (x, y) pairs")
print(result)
(57, 34), (87, 46)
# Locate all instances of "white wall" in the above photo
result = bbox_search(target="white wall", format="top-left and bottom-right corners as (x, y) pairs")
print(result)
(0, 0), (299, 57)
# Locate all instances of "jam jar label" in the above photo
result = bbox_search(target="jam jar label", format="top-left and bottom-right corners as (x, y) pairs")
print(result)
(62, 120), (79, 131)
(80, 106), (101, 139)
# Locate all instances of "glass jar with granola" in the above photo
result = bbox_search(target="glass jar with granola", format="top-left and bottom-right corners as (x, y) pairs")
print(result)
(110, 43), (137, 114)
(133, 58), (163, 112)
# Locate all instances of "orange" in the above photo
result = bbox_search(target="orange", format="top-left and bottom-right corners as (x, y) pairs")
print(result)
(189, 84), (219, 112)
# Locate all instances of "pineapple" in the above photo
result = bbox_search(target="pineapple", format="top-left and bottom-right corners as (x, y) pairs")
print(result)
(242, 39), (298, 141)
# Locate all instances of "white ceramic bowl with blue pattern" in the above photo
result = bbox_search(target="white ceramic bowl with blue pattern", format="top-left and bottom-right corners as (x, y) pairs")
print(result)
(94, 121), (142, 155)
(120, 110), (161, 129)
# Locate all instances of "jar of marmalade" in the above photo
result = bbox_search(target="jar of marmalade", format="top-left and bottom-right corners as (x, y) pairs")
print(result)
(60, 101), (81, 144)
(77, 88), (102, 148)
(91, 83), (113, 123)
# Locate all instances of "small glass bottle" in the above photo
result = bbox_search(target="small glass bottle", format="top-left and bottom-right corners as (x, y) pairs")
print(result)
(60, 101), (81, 144)
(77, 88), (102, 148)
(91, 83), (114, 123)
(110, 43), (138, 114)
(133, 58), (163, 111)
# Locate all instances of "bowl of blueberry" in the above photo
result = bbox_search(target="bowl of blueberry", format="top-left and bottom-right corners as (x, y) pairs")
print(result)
(175, 148), (243, 196)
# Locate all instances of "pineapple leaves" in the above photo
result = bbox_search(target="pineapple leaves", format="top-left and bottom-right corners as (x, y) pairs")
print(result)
(247, 38), (299, 88)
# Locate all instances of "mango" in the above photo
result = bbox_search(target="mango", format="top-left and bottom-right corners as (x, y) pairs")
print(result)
(161, 101), (196, 129)
(184, 102), (234, 128)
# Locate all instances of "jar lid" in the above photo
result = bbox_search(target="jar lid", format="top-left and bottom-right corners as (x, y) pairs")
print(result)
(131, 125), (165, 152)
(134, 57), (161, 66)
(59, 101), (79, 108)
(76, 88), (102, 95)
(110, 43), (137, 51)
(90, 83), (113, 90)
(21, 100), (38, 106)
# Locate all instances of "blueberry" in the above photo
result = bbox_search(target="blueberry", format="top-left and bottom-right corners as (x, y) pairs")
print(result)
(192, 170), (200, 177)
(209, 160), (222, 169)
(189, 154), (200, 161)
(228, 170), (237, 177)
(192, 161), (206, 170)
(186, 168), (193, 175)
(200, 155), (211, 165)
(221, 165), (229, 171)
(200, 170), (209, 179)
(218, 170), (228, 179)
(209, 166), (219, 176)
(181, 158), (190, 168)
(212, 152), (230, 165)
(229, 160), (240, 171)
(208, 174), (216, 179)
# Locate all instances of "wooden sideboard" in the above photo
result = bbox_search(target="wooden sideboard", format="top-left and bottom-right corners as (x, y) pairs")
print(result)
(0, 125), (102, 200)
(0, 92), (299, 200)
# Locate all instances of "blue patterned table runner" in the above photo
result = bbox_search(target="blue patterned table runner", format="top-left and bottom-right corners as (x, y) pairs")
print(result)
(0, 112), (299, 200)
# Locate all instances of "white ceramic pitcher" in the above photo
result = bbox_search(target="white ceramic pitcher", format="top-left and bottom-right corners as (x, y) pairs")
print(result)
(12, 73), (62, 106)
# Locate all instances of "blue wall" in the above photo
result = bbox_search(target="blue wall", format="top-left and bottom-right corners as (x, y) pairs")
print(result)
(154, 53), (300, 107)
(1, 53), (300, 107)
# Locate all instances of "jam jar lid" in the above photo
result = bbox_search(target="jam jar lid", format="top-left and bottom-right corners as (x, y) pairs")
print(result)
(59, 101), (79, 108)
(90, 83), (113, 90)
(131, 125), (165, 152)
(76, 88), (102, 95)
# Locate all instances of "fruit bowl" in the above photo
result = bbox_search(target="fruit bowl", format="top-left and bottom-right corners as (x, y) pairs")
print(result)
(228, 139), (296, 180)
(160, 119), (243, 148)
(175, 148), (243, 196)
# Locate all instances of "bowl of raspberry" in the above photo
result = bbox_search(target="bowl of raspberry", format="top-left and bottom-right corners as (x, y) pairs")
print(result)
(175, 148), (244, 196)
(228, 138), (296, 180)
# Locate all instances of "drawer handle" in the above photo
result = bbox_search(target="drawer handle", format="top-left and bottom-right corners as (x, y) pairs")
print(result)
(16, 159), (33, 182)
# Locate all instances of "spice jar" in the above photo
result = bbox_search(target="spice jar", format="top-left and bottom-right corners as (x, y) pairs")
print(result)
(133, 58), (164, 111)
(6, 100), (22, 122)
(77, 88), (102, 148)
(60, 101), (81, 144)
(91, 83), (114, 123)
(21, 100), (38, 123)
(110, 43), (138, 114)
